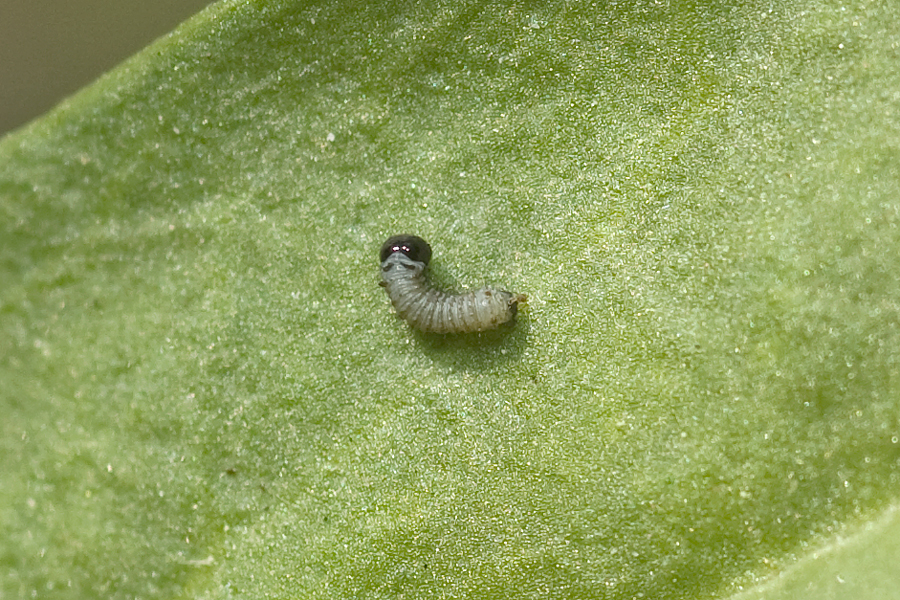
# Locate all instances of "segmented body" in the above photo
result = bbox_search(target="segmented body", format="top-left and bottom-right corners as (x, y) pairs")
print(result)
(379, 235), (526, 333)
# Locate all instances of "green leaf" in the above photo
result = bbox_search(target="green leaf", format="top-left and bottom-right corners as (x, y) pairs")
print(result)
(2, 0), (899, 598)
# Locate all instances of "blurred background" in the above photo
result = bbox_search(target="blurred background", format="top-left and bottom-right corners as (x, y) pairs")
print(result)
(0, 0), (214, 136)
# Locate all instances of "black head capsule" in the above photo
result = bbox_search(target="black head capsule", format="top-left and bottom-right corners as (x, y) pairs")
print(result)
(380, 235), (432, 265)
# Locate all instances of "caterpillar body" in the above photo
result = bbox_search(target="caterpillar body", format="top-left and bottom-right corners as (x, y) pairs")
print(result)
(379, 235), (526, 333)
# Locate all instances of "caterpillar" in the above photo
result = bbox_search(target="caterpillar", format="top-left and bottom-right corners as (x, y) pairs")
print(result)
(379, 234), (526, 333)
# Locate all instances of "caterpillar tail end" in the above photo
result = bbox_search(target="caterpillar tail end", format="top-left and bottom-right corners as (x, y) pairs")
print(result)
(508, 293), (528, 317)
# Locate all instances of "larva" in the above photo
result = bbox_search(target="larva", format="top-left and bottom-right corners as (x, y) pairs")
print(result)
(379, 235), (526, 333)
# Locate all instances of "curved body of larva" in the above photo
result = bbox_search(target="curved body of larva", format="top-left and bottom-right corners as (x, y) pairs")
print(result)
(379, 235), (526, 334)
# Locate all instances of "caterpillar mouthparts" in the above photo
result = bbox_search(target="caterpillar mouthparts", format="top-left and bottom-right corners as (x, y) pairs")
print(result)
(379, 235), (526, 333)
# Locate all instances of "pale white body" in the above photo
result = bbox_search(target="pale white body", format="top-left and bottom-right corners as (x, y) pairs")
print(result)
(380, 252), (524, 333)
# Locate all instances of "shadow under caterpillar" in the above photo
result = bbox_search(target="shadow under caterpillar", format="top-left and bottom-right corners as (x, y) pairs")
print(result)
(379, 235), (527, 333)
